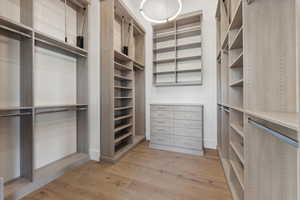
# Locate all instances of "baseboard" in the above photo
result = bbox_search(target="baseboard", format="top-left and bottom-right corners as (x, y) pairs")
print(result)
(150, 143), (204, 156)
(204, 139), (217, 149)
(89, 149), (100, 161)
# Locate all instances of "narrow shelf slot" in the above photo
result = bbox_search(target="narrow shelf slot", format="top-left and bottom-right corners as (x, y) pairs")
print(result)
(230, 123), (244, 138)
(229, 160), (245, 190)
(230, 79), (243, 87)
(114, 106), (133, 111)
(229, 27), (243, 50)
(230, 53), (243, 68)
(114, 114), (133, 121)
(114, 50), (132, 62)
(114, 75), (133, 81)
(114, 62), (132, 71)
(114, 86), (133, 90)
(115, 132), (132, 143)
(229, 0), (243, 30)
(114, 123), (133, 132)
(230, 142), (244, 164)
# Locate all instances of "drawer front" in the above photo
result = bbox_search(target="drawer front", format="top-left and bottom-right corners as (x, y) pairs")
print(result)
(151, 105), (172, 111)
(174, 120), (202, 129)
(151, 118), (173, 127)
(174, 128), (202, 138)
(174, 111), (202, 121)
(151, 126), (173, 135)
(151, 133), (172, 145)
(151, 110), (173, 119)
(173, 136), (202, 150)
(173, 106), (203, 112)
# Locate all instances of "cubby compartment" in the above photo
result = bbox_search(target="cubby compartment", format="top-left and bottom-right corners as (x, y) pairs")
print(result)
(229, 164), (244, 200)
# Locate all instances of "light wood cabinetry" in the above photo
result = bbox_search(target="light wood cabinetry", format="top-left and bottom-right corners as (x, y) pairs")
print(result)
(0, 0), (90, 199)
(152, 12), (203, 86)
(150, 104), (204, 155)
(216, 0), (299, 200)
(100, 0), (146, 163)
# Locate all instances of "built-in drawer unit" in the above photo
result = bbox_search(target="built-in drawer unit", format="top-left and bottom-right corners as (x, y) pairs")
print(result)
(150, 104), (204, 155)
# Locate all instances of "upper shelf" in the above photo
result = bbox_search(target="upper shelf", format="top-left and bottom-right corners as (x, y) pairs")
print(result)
(0, 16), (32, 38)
(245, 110), (298, 131)
(35, 31), (88, 58)
(229, 0), (242, 30)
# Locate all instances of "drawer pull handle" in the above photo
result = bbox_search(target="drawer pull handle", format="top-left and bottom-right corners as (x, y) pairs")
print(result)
(248, 118), (299, 148)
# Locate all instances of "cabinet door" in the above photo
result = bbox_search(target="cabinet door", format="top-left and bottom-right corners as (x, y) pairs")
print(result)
(245, 120), (297, 200)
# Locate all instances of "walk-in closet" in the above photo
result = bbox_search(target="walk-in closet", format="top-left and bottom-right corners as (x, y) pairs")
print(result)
(0, 0), (299, 199)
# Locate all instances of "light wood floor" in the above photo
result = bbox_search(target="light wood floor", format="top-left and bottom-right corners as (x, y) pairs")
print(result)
(22, 142), (232, 200)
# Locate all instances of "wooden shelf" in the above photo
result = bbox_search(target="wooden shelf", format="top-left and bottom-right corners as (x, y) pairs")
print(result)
(0, 106), (32, 111)
(114, 106), (133, 111)
(35, 31), (87, 57)
(114, 75), (132, 81)
(229, 0), (243, 30)
(229, 27), (243, 50)
(229, 53), (243, 68)
(230, 106), (244, 113)
(114, 50), (132, 62)
(114, 114), (133, 121)
(230, 123), (244, 138)
(114, 97), (133, 99)
(114, 62), (132, 71)
(114, 123), (133, 132)
(221, 31), (229, 50)
(5, 153), (89, 200)
(155, 81), (202, 87)
(114, 86), (133, 90)
(35, 104), (88, 109)
(230, 142), (244, 164)
(244, 110), (298, 131)
(133, 61), (145, 70)
(0, 16), (32, 38)
(115, 132), (132, 143)
(230, 79), (243, 87)
(230, 160), (245, 190)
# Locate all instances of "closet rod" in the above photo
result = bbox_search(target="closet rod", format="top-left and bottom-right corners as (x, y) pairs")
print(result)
(36, 107), (87, 115)
(0, 112), (32, 118)
(248, 118), (299, 148)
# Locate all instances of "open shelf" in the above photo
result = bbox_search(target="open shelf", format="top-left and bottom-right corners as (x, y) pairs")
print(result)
(114, 114), (133, 121)
(0, 16), (32, 38)
(229, 53), (243, 68)
(230, 142), (244, 164)
(230, 79), (243, 87)
(114, 106), (133, 111)
(229, 0), (242, 30)
(34, 104), (88, 109)
(230, 123), (244, 138)
(35, 31), (87, 58)
(114, 86), (133, 90)
(229, 27), (243, 50)
(114, 50), (132, 62)
(0, 106), (33, 111)
(155, 81), (202, 87)
(114, 123), (133, 133)
(230, 160), (244, 190)
(115, 132), (133, 143)
(221, 31), (229, 50)
(115, 62), (132, 71)
(244, 110), (298, 131)
(114, 75), (133, 81)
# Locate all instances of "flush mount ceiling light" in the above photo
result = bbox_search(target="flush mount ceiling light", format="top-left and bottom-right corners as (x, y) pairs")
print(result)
(140, 0), (182, 24)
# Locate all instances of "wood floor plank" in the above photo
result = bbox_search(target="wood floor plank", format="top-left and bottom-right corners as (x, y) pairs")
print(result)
(21, 142), (232, 200)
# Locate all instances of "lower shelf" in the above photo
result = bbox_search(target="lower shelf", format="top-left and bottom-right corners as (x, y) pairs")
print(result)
(102, 135), (145, 163)
(5, 153), (89, 200)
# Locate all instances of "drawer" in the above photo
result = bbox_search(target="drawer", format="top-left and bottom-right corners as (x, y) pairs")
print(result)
(151, 105), (172, 111)
(173, 106), (203, 112)
(174, 128), (202, 138)
(174, 111), (202, 121)
(151, 126), (173, 135)
(174, 120), (202, 129)
(151, 133), (172, 145)
(151, 118), (173, 127)
(151, 110), (173, 119)
(173, 135), (202, 150)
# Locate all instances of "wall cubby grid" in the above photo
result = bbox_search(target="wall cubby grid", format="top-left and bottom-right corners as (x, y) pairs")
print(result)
(152, 11), (203, 86)
(0, 0), (90, 199)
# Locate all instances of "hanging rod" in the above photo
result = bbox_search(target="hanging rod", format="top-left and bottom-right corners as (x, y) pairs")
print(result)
(248, 118), (299, 148)
(36, 107), (87, 115)
(0, 112), (32, 118)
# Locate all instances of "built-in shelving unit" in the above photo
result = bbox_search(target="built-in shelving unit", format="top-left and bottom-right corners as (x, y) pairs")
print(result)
(100, 0), (146, 163)
(217, 0), (299, 200)
(0, 0), (90, 199)
(152, 11), (203, 86)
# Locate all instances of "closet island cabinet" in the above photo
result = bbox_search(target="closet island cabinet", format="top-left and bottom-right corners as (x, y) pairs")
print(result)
(216, 0), (300, 199)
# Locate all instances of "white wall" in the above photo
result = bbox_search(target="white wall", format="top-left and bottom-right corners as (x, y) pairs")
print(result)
(126, 0), (218, 149)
